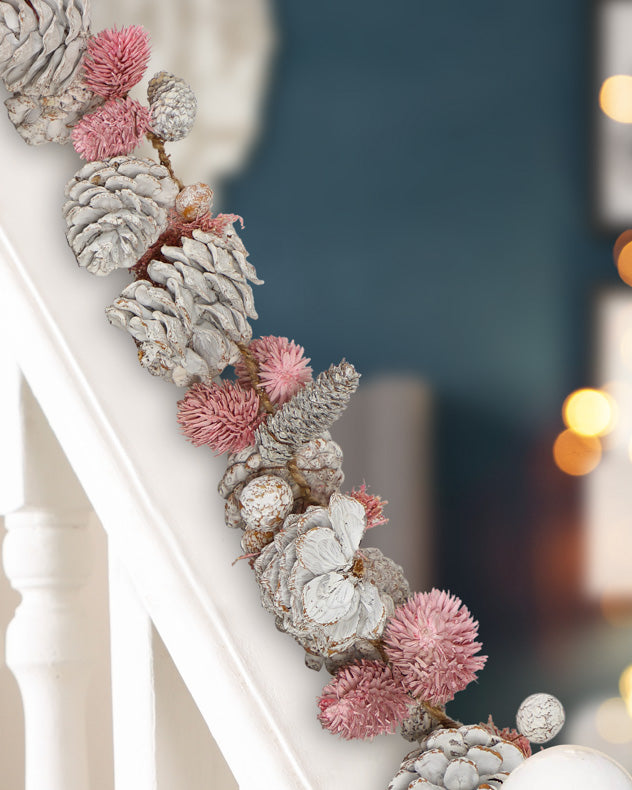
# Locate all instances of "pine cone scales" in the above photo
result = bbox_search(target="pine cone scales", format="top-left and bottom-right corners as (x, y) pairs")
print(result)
(106, 226), (262, 386)
(148, 70), (196, 141)
(0, 0), (91, 95)
(389, 726), (527, 790)
(256, 361), (360, 463)
(63, 156), (178, 275)
(254, 492), (393, 657)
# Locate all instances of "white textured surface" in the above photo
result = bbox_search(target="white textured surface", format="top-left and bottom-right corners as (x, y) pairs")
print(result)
(516, 693), (565, 744)
(503, 745), (632, 789)
(0, 103), (405, 790)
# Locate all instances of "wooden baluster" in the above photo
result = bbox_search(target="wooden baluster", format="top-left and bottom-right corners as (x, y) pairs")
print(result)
(3, 507), (93, 790)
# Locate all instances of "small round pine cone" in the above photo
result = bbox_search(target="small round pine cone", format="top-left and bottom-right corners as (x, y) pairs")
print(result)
(148, 71), (197, 141)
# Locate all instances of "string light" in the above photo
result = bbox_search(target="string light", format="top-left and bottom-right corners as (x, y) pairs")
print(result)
(600, 75), (632, 123)
(553, 429), (602, 476)
(562, 389), (616, 437)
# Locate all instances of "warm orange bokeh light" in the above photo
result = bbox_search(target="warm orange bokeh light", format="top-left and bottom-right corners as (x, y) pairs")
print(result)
(616, 240), (632, 287)
(562, 389), (616, 437)
(553, 429), (602, 476)
(600, 75), (632, 123)
(620, 666), (632, 716)
(596, 698), (632, 743)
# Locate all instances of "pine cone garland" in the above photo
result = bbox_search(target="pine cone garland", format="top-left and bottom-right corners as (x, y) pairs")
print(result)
(255, 361), (361, 464)
(0, 0), (91, 95)
(106, 226), (262, 386)
(358, 547), (410, 607)
(388, 725), (527, 790)
(63, 156), (178, 275)
(253, 492), (393, 657)
(148, 70), (197, 141)
(218, 434), (344, 530)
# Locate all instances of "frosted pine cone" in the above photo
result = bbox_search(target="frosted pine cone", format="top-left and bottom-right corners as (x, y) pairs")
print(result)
(106, 226), (262, 386)
(359, 547), (410, 607)
(148, 70), (197, 142)
(218, 434), (344, 530)
(388, 725), (528, 790)
(253, 493), (393, 657)
(0, 0), (91, 96)
(255, 361), (360, 463)
(5, 72), (100, 145)
(63, 156), (178, 275)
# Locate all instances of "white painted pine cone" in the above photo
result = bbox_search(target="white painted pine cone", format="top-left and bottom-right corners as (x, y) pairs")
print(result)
(219, 434), (344, 530)
(255, 361), (361, 463)
(5, 72), (100, 145)
(63, 156), (178, 275)
(0, 0), (91, 96)
(239, 475), (293, 531)
(148, 70), (197, 141)
(388, 726), (527, 790)
(253, 492), (391, 656)
(106, 225), (261, 385)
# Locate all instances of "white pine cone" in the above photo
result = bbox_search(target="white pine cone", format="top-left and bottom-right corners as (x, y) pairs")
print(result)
(63, 156), (179, 275)
(6, 71), (100, 145)
(106, 226), (262, 386)
(256, 361), (361, 464)
(358, 547), (410, 607)
(218, 434), (344, 530)
(148, 70), (197, 142)
(0, 0), (91, 97)
(388, 725), (527, 790)
(253, 492), (392, 657)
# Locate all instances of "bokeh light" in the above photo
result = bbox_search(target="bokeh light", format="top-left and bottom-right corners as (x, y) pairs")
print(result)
(600, 76), (632, 123)
(615, 240), (632, 287)
(600, 595), (632, 628)
(620, 666), (632, 716)
(596, 698), (632, 744)
(562, 389), (616, 437)
(553, 430), (602, 476)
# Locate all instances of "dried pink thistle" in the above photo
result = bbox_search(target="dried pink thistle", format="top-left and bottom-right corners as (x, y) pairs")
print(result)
(72, 97), (150, 161)
(82, 25), (151, 99)
(317, 661), (411, 740)
(383, 589), (487, 706)
(485, 716), (532, 758)
(348, 483), (388, 529)
(235, 336), (312, 405)
(177, 381), (264, 454)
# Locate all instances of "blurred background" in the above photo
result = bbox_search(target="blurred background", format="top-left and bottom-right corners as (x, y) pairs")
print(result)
(3, 0), (632, 784)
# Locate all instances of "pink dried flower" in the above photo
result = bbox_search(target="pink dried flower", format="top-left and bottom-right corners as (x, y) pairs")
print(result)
(348, 483), (388, 529)
(82, 25), (151, 99)
(383, 589), (487, 706)
(177, 381), (263, 454)
(317, 661), (411, 740)
(72, 97), (150, 160)
(485, 716), (532, 758)
(235, 336), (312, 405)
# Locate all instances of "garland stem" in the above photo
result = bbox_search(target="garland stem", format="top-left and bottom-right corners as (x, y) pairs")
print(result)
(422, 702), (461, 730)
(147, 132), (184, 189)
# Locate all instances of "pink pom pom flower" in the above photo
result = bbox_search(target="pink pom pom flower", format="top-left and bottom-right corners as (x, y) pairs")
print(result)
(72, 97), (150, 161)
(235, 335), (312, 405)
(383, 589), (487, 706)
(177, 381), (263, 455)
(82, 25), (151, 99)
(348, 483), (388, 529)
(317, 661), (411, 740)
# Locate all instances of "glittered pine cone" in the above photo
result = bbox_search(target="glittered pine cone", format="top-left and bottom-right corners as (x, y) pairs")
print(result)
(148, 70), (197, 142)
(255, 361), (360, 464)
(253, 492), (394, 657)
(63, 156), (178, 276)
(0, 0), (91, 97)
(388, 725), (528, 790)
(106, 225), (262, 386)
(219, 433), (344, 530)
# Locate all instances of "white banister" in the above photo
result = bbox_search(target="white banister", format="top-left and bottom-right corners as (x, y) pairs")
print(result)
(3, 507), (93, 790)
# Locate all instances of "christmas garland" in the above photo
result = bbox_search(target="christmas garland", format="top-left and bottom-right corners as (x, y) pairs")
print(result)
(1, 4), (629, 788)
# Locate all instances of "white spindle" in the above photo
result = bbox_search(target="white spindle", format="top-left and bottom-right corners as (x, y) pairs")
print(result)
(3, 507), (93, 790)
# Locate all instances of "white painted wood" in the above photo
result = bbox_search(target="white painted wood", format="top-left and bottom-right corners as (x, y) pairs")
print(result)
(0, 82), (409, 790)
(3, 507), (93, 790)
(109, 550), (157, 790)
